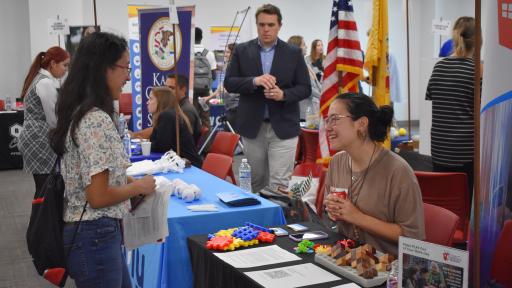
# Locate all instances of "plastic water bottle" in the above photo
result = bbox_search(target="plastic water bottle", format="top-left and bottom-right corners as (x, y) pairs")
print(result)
(4, 96), (12, 111)
(118, 113), (126, 137)
(305, 105), (316, 129)
(239, 158), (252, 193)
(386, 260), (398, 288)
(123, 128), (132, 157)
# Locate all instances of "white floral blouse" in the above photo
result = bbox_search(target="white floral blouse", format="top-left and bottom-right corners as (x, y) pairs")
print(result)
(62, 108), (131, 222)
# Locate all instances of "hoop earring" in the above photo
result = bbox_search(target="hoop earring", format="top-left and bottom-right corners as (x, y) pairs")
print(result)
(357, 130), (368, 141)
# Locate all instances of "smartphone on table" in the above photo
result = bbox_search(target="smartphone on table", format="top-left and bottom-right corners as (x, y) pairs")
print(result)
(289, 231), (329, 242)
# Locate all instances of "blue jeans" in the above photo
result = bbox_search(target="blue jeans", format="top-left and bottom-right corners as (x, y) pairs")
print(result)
(63, 217), (131, 288)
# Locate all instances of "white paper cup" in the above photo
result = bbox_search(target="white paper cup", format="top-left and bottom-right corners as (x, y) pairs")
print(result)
(141, 141), (151, 156)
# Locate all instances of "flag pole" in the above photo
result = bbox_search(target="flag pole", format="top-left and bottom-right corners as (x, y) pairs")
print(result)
(168, 1), (181, 156)
(473, 0), (482, 284)
(405, 0), (412, 141)
(172, 24), (181, 157)
(93, 0), (98, 27)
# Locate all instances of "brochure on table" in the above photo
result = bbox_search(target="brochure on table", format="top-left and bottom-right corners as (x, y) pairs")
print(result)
(398, 237), (468, 288)
(213, 245), (300, 268)
(245, 263), (340, 288)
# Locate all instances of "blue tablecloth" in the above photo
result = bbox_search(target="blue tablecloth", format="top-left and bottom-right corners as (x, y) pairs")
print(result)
(127, 166), (286, 288)
(130, 152), (164, 163)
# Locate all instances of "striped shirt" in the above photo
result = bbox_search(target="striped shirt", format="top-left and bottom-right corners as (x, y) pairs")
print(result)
(426, 57), (475, 166)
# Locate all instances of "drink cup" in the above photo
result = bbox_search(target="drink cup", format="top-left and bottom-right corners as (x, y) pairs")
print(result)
(141, 141), (151, 156)
(330, 187), (347, 200)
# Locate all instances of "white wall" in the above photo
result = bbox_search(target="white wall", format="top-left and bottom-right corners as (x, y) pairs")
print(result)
(0, 0), (31, 101)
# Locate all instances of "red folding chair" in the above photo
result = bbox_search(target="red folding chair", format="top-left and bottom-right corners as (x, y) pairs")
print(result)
(491, 220), (512, 287)
(119, 93), (132, 116)
(414, 171), (470, 245)
(201, 153), (232, 181)
(195, 126), (210, 150)
(300, 128), (319, 163)
(423, 203), (460, 246)
(209, 131), (240, 184)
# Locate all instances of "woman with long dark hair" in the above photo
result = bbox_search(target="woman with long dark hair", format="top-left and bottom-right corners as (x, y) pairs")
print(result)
(18, 46), (69, 196)
(50, 32), (155, 287)
(324, 93), (424, 256)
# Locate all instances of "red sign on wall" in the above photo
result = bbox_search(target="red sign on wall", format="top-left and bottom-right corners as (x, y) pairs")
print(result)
(498, 0), (512, 49)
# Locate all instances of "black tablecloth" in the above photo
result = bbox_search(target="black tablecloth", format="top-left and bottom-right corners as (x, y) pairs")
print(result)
(188, 222), (387, 288)
(0, 111), (23, 170)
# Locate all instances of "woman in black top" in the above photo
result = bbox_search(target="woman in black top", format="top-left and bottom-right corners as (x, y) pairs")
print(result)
(150, 86), (203, 167)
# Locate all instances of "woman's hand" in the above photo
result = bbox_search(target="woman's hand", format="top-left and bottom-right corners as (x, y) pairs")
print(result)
(131, 175), (156, 196)
(325, 193), (364, 224)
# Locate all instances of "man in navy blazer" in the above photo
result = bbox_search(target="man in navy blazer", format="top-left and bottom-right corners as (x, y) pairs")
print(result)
(225, 4), (311, 194)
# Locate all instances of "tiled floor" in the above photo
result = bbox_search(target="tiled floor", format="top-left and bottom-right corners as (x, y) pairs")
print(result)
(0, 169), (78, 287)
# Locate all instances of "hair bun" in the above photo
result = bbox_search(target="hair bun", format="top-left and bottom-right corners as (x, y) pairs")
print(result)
(377, 105), (394, 127)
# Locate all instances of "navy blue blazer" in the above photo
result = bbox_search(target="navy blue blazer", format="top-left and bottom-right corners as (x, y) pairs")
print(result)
(224, 38), (311, 139)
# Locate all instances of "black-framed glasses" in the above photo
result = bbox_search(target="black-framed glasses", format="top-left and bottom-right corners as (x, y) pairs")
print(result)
(324, 114), (352, 126)
(114, 64), (132, 73)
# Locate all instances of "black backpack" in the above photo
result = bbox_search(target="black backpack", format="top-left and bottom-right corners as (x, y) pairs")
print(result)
(26, 160), (85, 287)
(194, 48), (213, 95)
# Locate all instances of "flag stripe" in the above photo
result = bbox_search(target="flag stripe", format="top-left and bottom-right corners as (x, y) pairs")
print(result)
(339, 20), (358, 31)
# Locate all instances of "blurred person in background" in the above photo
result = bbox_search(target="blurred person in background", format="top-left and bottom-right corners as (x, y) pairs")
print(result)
(18, 46), (70, 197)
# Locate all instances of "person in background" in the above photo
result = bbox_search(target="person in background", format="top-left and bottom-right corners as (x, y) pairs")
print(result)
(224, 4), (311, 194)
(130, 86), (174, 139)
(218, 43), (240, 131)
(324, 93), (424, 256)
(18, 46), (70, 197)
(426, 16), (479, 194)
(438, 17), (468, 57)
(194, 27), (218, 129)
(287, 35), (322, 121)
(150, 86), (203, 167)
(165, 74), (202, 141)
(306, 39), (325, 81)
(49, 32), (156, 287)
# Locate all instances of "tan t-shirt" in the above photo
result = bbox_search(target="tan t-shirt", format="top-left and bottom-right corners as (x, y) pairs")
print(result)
(325, 149), (425, 256)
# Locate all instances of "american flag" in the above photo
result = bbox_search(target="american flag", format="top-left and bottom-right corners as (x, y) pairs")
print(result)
(318, 0), (364, 162)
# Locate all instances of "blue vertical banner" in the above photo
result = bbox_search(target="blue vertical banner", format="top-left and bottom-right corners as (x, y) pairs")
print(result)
(128, 6), (147, 131)
(139, 7), (192, 129)
(476, 0), (512, 285)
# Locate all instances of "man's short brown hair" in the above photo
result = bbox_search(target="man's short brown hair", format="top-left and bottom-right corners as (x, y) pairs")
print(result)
(255, 4), (282, 25)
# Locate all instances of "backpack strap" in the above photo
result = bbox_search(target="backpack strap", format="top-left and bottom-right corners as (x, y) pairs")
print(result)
(201, 48), (208, 57)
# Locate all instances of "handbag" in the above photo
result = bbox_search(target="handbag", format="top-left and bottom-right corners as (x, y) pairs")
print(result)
(26, 159), (86, 287)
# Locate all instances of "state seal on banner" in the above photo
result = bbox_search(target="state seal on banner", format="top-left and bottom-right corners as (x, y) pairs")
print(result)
(148, 17), (182, 70)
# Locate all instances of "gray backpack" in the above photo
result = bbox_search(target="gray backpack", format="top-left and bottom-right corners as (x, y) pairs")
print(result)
(194, 49), (212, 94)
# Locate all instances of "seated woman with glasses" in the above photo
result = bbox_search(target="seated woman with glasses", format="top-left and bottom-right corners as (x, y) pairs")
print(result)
(324, 93), (424, 256)
(149, 86), (203, 167)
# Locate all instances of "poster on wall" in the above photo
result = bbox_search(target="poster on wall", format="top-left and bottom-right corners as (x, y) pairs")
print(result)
(477, 0), (512, 285)
(64, 25), (100, 58)
(138, 7), (193, 129)
(398, 237), (468, 287)
(209, 26), (241, 51)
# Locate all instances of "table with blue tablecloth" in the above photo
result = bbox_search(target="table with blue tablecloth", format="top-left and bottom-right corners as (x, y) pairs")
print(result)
(127, 166), (286, 288)
(130, 152), (164, 163)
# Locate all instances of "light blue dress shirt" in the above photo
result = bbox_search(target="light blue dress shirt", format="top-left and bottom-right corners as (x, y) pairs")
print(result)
(255, 39), (277, 119)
